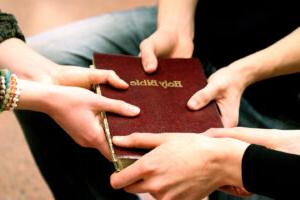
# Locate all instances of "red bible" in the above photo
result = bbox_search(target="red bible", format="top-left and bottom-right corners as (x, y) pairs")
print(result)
(92, 53), (223, 171)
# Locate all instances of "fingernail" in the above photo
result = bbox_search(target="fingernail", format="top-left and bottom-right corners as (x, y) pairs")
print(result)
(127, 105), (140, 114)
(188, 99), (198, 108)
(146, 63), (156, 71)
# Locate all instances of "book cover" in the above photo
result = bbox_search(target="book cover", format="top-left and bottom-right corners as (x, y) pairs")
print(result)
(92, 53), (223, 171)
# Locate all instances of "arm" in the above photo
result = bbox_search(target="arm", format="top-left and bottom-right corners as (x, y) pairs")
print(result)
(188, 27), (300, 127)
(0, 38), (59, 83)
(0, 12), (55, 82)
(14, 79), (140, 158)
(0, 38), (127, 89)
(243, 144), (300, 199)
(0, 12), (126, 89)
(230, 27), (300, 86)
(204, 127), (300, 155)
(205, 127), (300, 197)
(157, 0), (197, 37)
(140, 0), (197, 72)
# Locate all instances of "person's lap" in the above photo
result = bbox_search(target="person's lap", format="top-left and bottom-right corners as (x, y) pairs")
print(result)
(16, 6), (289, 200)
(28, 7), (157, 66)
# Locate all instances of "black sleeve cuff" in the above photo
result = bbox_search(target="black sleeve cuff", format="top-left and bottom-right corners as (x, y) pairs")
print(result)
(242, 144), (300, 199)
(0, 12), (25, 43)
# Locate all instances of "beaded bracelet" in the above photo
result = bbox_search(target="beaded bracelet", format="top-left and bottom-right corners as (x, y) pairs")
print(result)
(0, 69), (21, 112)
(0, 71), (6, 107)
(6, 74), (21, 111)
(0, 75), (5, 105)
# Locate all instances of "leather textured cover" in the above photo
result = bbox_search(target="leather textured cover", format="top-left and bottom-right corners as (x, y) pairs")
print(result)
(93, 53), (223, 168)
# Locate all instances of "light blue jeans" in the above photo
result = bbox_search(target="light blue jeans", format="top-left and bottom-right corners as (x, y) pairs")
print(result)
(17, 6), (296, 200)
(28, 7), (157, 66)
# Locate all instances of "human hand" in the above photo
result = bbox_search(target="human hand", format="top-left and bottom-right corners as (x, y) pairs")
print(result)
(43, 84), (140, 159)
(187, 65), (250, 127)
(0, 38), (129, 90)
(204, 127), (300, 155)
(110, 133), (249, 200)
(140, 29), (194, 73)
(49, 65), (129, 90)
(203, 127), (300, 196)
(0, 38), (119, 90)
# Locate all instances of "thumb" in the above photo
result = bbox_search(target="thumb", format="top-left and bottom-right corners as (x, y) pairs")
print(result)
(113, 133), (168, 149)
(187, 84), (218, 110)
(139, 39), (158, 73)
(89, 69), (128, 89)
(93, 124), (112, 160)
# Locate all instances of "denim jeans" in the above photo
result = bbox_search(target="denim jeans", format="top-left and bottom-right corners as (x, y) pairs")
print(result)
(16, 6), (296, 200)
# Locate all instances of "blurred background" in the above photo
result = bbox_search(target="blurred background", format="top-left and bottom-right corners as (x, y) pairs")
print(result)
(0, 0), (154, 199)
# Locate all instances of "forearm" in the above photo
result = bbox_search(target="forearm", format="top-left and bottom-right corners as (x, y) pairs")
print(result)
(0, 38), (59, 83)
(17, 79), (58, 113)
(157, 0), (197, 39)
(242, 144), (300, 199)
(230, 27), (300, 87)
(219, 139), (300, 199)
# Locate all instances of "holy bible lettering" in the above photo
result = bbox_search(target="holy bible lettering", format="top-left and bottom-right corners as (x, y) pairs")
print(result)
(92, 53), (223, 171)
(129, 79), (183, 89)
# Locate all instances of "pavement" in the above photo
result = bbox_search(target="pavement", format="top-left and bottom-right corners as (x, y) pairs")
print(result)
(0, 112), (53, 200)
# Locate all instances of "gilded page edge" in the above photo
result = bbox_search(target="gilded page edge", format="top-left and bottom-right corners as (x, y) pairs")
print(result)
(89, 65), (123, 171)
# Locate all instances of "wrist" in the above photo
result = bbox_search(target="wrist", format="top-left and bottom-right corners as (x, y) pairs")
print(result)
(157, 22), (194, 42)
(220, 138), (250, 188)
(17, 79), (60, 114)
(157, 0), (196, 41)
(227, 46), (281, 87)
(194, 136), (248, 189)
(227, 60), (260, 89)
(155, 27), (194, 55)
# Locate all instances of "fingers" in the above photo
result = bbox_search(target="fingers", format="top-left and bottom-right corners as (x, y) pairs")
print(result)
(110, 160), (144, 189)
(204, 127), (276, 146)
(187, 84), (218, 110)
(123, 180), (149, 194)
(92, 131), (113, 160)
(97, 96), (140, 117)
(57, 66), (128, 89)
(95, 130), (113, 160)
(89, 69), (128, 89)
(113, 133), (168, 149)
(218, 102), (239, 128)
(221, 112), (239, 128)
(140, 39), (158, 73)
